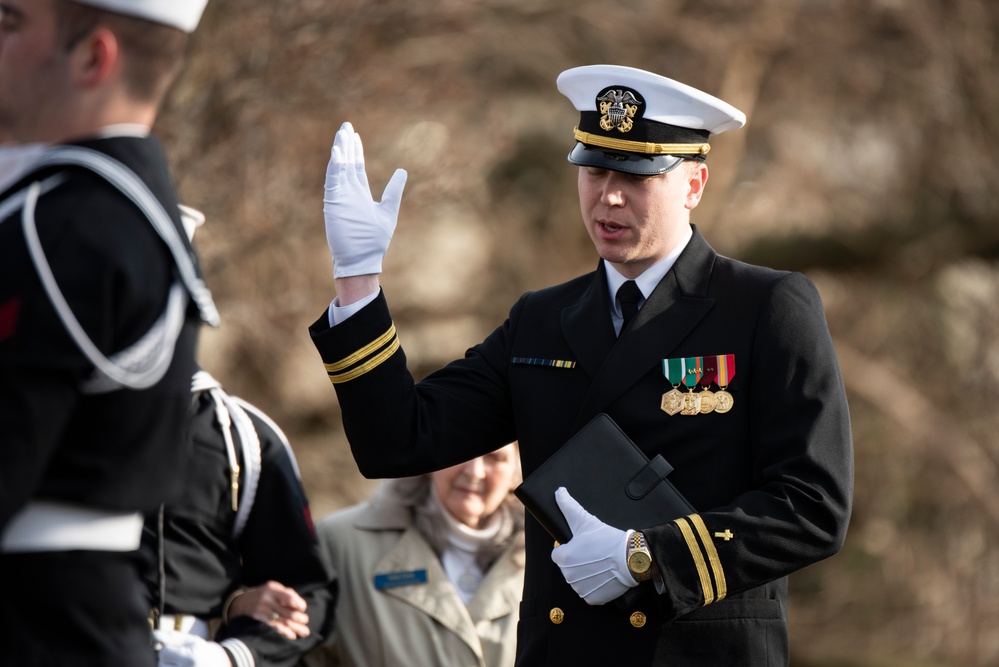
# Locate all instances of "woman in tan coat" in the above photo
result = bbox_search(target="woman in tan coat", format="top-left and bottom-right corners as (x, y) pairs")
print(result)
(304, 444), (524, 667)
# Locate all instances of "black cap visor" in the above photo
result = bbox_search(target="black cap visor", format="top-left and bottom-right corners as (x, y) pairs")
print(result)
(567, 142), (685, 176)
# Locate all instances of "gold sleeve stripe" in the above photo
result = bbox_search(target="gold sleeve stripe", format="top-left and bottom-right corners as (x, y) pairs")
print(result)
(327, 336), (400, 384)
(688, 514), (727, 602)
(324, 324), (397, 373)
(674, 517), (715, 605)
(573, 128), (711, 156)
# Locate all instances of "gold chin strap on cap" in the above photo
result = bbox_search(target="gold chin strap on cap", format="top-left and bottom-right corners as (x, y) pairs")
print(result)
(573, 128), (711, 156)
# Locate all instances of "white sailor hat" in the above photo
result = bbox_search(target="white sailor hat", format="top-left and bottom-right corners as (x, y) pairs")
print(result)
(557, 64), (746, 176)
(69, 0), (208, 33)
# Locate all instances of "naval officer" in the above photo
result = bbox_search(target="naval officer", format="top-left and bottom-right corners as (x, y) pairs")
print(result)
(310, 64), (853, 665)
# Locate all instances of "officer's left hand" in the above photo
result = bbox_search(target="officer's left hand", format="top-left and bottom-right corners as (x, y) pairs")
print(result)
(154, 630), (231, 667)
(551, 487), (637, 605)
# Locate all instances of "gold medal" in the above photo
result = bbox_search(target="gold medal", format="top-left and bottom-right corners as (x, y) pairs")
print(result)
(661, 387), (684, 416)
(713, 389), (734, 413)
(660, 358), (686, 415)
(680, 390), (701, 415)
(680, 356), (702, 415)
(713, 354), (736, 414)
(698, 357), (718, 415)
(698, 389), (716, 414)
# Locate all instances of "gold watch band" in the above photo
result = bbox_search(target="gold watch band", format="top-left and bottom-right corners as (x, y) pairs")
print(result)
(627, 531), (652, 582)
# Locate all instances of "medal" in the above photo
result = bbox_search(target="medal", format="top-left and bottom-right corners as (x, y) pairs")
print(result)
(713, 354), (735, 414)
(681, 390), (701, 415)
(681, 357), (701, 415)
(662, 355), (735, 415)
(698, 357), (717, 414)
(660, 358), (684, 415)
(661, 388), (684, 415)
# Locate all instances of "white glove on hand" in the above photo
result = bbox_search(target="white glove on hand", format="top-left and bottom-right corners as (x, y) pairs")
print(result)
(323, 121), (408, 278)
(550, 487), (637, 605)
(154, 630), (231, 667)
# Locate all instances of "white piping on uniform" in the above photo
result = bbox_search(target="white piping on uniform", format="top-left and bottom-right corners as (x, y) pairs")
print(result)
(22, 181), (188, 390)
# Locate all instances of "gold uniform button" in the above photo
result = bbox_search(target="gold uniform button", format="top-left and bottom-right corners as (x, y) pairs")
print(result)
(549, 607), (564, 625)
(630, 611), (647, 628)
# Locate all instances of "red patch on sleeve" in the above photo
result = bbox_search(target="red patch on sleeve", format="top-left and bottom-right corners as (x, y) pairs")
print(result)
(303, 505), (316, 537)
(0, 298), (21, 342)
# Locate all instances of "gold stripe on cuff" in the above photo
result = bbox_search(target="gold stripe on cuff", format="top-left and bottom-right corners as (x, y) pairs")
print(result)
(327, 336), (400, 384)
(688, 514), (727, 602)
(674, 517), (715, 605)
(324, 324), (397, 373)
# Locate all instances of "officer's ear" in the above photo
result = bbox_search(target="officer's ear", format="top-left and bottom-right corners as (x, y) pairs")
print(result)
(684, 161), (709, 210)
(67, 26), (121, 90)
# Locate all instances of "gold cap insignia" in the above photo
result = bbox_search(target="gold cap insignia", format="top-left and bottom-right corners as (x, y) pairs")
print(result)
(597, 88), (642, 133)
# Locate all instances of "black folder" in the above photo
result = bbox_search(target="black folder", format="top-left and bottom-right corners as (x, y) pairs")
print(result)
(515, 413), (695, 544)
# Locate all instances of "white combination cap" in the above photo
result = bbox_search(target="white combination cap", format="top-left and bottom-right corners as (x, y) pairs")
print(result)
(557, 64), (746, 175)
(69, 0), (209, 33)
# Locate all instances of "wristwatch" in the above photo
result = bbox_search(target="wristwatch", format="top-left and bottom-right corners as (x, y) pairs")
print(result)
(627, 531), (652, 582)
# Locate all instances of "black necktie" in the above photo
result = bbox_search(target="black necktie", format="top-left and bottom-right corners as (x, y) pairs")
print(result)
(617, 280), (642, 333)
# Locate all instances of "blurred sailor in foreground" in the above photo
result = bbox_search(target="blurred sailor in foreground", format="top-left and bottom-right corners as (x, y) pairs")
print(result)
(0, 1), (216, 665)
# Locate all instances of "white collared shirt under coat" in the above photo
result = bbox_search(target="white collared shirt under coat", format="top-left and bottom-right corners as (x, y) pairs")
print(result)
(303, 489), (524, 667)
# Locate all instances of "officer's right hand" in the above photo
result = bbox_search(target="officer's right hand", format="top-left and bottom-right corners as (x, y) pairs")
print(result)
(323, 121), (408, 279)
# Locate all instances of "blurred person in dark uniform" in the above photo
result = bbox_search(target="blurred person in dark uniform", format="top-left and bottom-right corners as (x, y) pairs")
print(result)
(303, 444), (523, 667)
(148, 368), (335, 667)
(309, 64), (854, 666)
(0, 1), (217, 665)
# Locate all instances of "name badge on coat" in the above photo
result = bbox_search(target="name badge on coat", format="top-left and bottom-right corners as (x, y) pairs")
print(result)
(373, 569), (429, 590)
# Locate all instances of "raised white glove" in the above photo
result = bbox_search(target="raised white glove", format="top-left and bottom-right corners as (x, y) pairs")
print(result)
(550, 487), (637, 605)
(323, 121), (408, 278)
(154, 630), (231, 667)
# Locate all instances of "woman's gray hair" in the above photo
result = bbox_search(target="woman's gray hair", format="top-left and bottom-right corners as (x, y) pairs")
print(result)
(382, 474), (526, 570)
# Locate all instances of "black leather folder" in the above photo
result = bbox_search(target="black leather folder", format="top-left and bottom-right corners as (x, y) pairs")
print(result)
(515, 413), (695, 544)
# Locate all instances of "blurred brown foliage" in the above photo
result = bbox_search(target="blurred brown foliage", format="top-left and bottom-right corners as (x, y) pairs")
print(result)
(154, 0), (999, 664)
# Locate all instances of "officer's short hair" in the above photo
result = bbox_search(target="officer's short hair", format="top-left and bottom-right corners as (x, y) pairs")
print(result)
(54, 0), (189, 105)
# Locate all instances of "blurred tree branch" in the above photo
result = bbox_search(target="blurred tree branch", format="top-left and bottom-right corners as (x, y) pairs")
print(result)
(837, 341), (999, 526)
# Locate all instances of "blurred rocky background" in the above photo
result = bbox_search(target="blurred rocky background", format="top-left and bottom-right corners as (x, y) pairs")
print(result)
(154, 0), (999, 664)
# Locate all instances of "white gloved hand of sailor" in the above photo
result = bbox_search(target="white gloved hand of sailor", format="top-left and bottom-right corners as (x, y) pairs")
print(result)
(154, 630), (231, 667)
(323, 121), (408, 278)
(550, 487), (638, 605)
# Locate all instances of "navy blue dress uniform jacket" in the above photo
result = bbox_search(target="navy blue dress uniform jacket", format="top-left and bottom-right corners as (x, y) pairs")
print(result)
(0, 136), (204, 666)
(309, 225), (853, 666)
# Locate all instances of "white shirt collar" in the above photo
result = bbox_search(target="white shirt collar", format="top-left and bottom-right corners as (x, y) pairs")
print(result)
(0, 143), (49, 194)
(0, 124), (150, 194)
(93, 124), (152, 139)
